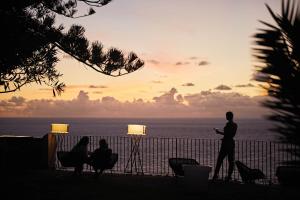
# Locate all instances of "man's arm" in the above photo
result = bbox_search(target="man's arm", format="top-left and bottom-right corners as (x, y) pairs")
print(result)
(215, 129), (224, 135)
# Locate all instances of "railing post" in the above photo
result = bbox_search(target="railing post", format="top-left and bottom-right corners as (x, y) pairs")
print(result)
(269, 141), (272, 181)
(175, 138), (178, 159)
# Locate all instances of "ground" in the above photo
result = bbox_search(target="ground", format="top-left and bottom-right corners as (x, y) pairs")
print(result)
(1, 170), (298, 200)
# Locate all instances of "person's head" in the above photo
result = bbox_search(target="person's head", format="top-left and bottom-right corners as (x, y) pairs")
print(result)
(78, 136), (89, 146)
(226, 111), (234, 121)
(99, 139), (108, 148)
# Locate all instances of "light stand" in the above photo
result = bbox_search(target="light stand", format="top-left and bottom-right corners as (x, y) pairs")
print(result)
(49, 123), (69, 169)
(125, 124), (146, 174)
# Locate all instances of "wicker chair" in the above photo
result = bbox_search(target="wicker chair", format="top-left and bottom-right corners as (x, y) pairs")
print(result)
(168, 158), (199, 176)
(57, 151), (86, 168)
(57, 151), (118, 175)
(90, 153), (118, 175)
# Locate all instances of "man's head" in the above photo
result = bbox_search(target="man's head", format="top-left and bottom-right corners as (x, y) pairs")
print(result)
(99, 139), (108, 147)
(226, 111), (234, 121)
(79, 136), (89, 145)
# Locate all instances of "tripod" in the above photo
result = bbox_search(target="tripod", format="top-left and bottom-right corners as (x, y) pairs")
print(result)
(125, 136), (143, 174)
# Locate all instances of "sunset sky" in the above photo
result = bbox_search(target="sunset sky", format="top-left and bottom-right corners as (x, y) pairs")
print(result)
(0, 0), (282, 118)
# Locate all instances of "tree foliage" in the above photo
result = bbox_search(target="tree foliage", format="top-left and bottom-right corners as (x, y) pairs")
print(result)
(0, 0), (144, 95)
(254, 0), (300, 161)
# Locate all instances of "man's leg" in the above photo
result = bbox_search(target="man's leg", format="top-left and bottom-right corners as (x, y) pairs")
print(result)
(213, 146), (227, 179)
(226, 143), (235, 180)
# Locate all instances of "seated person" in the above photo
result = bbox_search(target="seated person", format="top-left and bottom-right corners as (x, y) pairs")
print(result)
(90, 139), (112, 175)
(70, 136), (90, 175)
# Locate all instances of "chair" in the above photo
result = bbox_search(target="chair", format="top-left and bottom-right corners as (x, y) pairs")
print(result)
(168, 158), (199, 176)
(276, 166), (300, 186)
(182, 165), (212, 194)
(90, 153), (118, 175)
(57, 151), (85, 167)
(235, 160), (265, 183)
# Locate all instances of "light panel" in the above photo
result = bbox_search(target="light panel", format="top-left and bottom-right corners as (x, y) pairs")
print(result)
(127, 124), (146, 135)
(51, 124), (69, 134)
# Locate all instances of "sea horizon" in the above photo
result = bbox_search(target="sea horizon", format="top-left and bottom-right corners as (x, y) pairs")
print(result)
(0, 117), (279, 141)
(0, 117), (268, 120)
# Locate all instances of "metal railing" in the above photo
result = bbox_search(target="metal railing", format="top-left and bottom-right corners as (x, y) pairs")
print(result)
(56, 135), (300, 183)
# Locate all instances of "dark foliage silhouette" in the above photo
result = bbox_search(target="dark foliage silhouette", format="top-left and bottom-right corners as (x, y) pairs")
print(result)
(253, 0), (300, 163)
(0, 0), (144, 95)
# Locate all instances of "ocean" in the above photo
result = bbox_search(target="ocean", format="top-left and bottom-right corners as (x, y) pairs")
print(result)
(0, 118), (279, 141)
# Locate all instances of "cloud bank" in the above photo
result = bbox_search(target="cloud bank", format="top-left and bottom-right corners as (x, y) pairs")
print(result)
(147, 59), (160, 65)
(235, 83), (255, 88)
(198, 61), (209, 66)
(182, 83), (195, 87)
(214, 84), (232, 90)
(175, 62), (188, 66)
(0, 88), (269, 118)
(89, 85), (108, 89)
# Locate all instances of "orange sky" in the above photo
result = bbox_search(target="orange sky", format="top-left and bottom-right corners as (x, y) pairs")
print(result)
(0, 0), (281, 118)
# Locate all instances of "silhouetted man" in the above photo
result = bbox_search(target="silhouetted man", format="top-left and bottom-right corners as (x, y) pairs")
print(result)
(90, 139), (112, 176)
(212, 111), (237, 181)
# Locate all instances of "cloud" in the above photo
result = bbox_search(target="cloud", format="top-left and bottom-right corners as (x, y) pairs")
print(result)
(200, 90), (212, 96)
(102, 96), (118, 103)
(174, 58), (210, 67)
(198, 61), (209, 66)
(0, 101), (12, 107)
(214, 84), (232, 90)
(0, 89), (268, 118)
(147, 59), (160, 65)
(176, 58), (210, 66)
(153, 88), (178, 105)
(184, 91), (268, 118)
(77, 90), (89, 102)
(89, 85), (108, 89)
(152, 80), (163, 84)
(176, 94), (184, 103)
(175, 61), (190, 66)
(8, 96), (26, 106)
(0, 96), (26, 108)
(0, 96), (26, 117)
(235, 83), (255, 88)
(182, 83), (195, 87)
